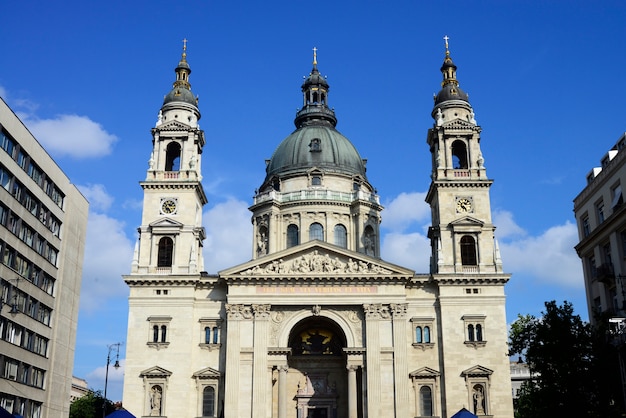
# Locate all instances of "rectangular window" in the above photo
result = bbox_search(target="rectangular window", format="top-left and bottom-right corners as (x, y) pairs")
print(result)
(597, 201), (605, 224)
(582, 215), (590, 237)
(0, 131), (16, 158)
(16, 150), (27, 170)
(0, 165), (11, 190)
(612, 184), (623, 208)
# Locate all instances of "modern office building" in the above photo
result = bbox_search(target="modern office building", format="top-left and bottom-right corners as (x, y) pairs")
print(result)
(574, 133), (626, 322)
(0, 98), (89, 417)
(123, 42), (514, 418)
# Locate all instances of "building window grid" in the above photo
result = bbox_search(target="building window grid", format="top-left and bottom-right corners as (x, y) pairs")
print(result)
(0, 240), (57, 295)
(0, 130), (64, 210)
(0, 355), (45, 389)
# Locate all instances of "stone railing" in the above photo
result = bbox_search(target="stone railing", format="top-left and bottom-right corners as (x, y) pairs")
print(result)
(253, 189), (380, 205)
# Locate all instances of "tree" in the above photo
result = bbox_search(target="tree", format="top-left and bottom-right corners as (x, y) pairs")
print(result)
(70, 390), (115, 418)
(509, 300), (624, 418)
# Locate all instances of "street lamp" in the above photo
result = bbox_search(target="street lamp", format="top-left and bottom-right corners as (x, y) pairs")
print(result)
(103, 342), (122, 417)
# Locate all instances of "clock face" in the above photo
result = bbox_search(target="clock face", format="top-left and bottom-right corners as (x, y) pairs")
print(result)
(456, 197), (473, 213)
(160, 198), (177, 215)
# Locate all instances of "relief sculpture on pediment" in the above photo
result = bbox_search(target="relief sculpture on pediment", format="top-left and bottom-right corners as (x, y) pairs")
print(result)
(241, 250), (391, 275)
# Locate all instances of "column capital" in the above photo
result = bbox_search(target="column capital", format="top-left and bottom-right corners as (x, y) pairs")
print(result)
(252, 304), (271, 319)
(390, 303), (408, 318)
(347, 365), (359, 372)
(363, 303), (391, 319)
(225, 303), (253, 320)
(277, 365), (289, 373)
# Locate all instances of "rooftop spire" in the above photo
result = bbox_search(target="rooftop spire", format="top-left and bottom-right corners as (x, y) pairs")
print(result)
(173, 38), (191, 90)
(295, 48), (336, 128)
(440, 35), (458, 88)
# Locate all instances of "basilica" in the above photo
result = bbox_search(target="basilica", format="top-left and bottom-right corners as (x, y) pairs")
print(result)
(122, 41), (514, 418)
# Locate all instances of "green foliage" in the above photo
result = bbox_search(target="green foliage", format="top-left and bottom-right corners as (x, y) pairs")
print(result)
(69, 390), (115, 418)
(509, 301), (625, 418)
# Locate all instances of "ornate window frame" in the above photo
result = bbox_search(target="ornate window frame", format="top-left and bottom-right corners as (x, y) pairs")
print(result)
(411, 317), (435, 350)
(461, 365), (493, 416)
(199, 317), (222, 351)
(193, 366), (222, 418)
(462, 314), (486, 348)
(140, 366), (172, 417)
(410, 367), (440, 417)
(147, 316), (171, 350)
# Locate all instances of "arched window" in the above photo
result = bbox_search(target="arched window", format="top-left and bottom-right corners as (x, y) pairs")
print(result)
(460, 236), (477, 265)
(451, 140), (468, 169)
(287, 224), (299, 248)
(424, 326), (431, 343)
(160, 325), (167, 343)
(309, 223), (324, 241)
(476, 324), (483, 342)
(468, 324), (475, 342)
(334, 224), (347, 248)
(153, 325), (159, 343)
(165, 142), (181, 171)
(420, 386), (433, 416)
(202, 386), (215, 416)
(212, 327), (219, 344)
(363, 226), (375, 256)
(416, 326), (423, 343)
(157, 237), (174, 267)
(204, 327), (211, 344)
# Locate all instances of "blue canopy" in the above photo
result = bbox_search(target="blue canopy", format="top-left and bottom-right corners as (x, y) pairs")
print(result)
(451, 408), (478, 418)
(0, 407), (11, 418)
(106, 411), (136, 418)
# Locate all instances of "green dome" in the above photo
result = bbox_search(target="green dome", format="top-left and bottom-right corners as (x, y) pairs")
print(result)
(264, 125), (367, 181)
(163, 87), (197, 106)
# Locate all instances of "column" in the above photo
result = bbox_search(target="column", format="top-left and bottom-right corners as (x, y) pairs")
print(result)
(252, 304), (271, 417)
(391, 303), (410, 417)
(363, 304), (384, 417)
(347, 365), (358, 418)
(224, 304), (244, 418)
(278, 365), (288, 418)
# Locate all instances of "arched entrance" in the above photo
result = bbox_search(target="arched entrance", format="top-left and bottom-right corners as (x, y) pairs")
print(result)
(286, 316), (349, 418)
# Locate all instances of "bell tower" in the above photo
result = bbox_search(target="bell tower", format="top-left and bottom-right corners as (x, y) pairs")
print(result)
(425, 37), (502, 275)
(132, 40), (207, 275)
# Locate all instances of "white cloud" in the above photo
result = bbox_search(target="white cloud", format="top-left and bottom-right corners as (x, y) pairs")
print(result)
(0, 86), (7, 100)
(203, 198), (251, 272)
(382, 192), (430, 232)
(498, 221), (583, 288)
(87, 358), (125, 382)
(381, 231), (430, 272)
(493, 209), (527, 239)
(22, 114), (117, 158)
(80, 212), (133, 313)
(78, 184), (114, 212)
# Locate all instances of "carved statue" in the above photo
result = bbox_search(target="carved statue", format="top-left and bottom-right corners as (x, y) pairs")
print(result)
(150, 385), (162, 416)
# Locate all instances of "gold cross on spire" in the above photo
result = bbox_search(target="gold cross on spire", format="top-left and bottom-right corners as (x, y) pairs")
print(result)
(443, 35), (449, 51)
(313, 47), (318, 66)
(183, 38), (188, 52)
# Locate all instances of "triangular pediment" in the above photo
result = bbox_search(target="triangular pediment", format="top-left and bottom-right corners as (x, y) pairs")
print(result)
(149, 218), (184, 228)
(461, 365), (493, 377)
(192, 366), (221, 379)
(157, 119), (192, 131)
(449, 216), (484, 227)
(140, 365), (172, 378)
(441, 118), (479, 131)
(219, 240), (414, 281)
(409, 366), (440, 378)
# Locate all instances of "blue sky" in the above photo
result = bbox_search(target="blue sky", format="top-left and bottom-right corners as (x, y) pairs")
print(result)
(2, 0), (625, 403)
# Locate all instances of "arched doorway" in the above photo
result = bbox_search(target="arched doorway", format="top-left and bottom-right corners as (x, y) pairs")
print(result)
(286, 316), (349, 418)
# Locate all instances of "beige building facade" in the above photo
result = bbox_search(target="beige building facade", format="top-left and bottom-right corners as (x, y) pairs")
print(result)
(574, 133), (626, 321)
(0, 98), (89, 417)
(123, 44), (513, 418)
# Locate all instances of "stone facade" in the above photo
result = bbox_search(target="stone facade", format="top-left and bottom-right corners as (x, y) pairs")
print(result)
(123, 43), (514, 418)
